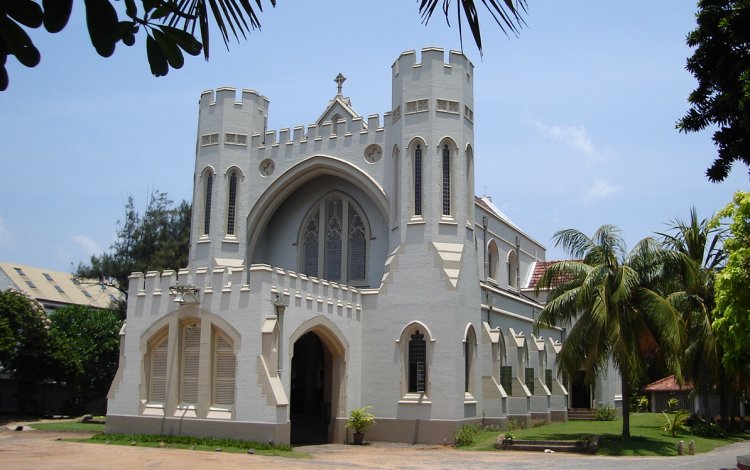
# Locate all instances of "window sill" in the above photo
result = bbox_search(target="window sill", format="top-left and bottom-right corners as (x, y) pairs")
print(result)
(197, 237), (211, 244)
(407, 217), (425, 225)
(222, 237), (240, 244)
(174, 404), (198, 418)
(439, 217), (457, 225)
(464, 392), (477, 404)
(141, 403), (165, 416)
(399, 393), (431, 404)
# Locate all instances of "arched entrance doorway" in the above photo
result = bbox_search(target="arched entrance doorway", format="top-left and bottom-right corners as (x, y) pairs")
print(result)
(290, 331), (337, 444)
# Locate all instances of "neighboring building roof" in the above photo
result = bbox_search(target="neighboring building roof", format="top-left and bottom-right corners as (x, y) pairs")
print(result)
(527, 260), (579, 289)
(644, 375), (693, 393)
(0, 262), (123, 310)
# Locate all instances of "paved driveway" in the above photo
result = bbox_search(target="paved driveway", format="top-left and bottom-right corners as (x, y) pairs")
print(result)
(1, 426), (748, 469)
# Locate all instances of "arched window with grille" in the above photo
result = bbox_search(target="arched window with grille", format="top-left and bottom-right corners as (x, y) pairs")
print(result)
(507, 250), (518, 288)
(464, 325), (477, 396)
(442, 143), (451, 216)
(409, 330), (427, 393)
(300, 192), (369, 285)
(226, 170), (238, 235)
(202, 169), (214, 236)
(413, 144), (423, 216)
(487, 240), (499, 281)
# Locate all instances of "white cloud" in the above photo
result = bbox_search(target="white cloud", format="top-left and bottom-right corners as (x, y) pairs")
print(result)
(584, 179), (623, 203)
(72, 235), (101, 256)
(532, 121), (600, 161)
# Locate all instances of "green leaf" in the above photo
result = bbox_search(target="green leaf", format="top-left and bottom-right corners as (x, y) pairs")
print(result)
(84, 0), (119, 57)
(0, 63), (8, 91)
(159, 25), (201, 56)
(6, 0), (44, 29)
(0, 17), (41, 67)
(42, 0), (73, 33)
(153, 29), (184, 69)
(146, 34), (168, 76)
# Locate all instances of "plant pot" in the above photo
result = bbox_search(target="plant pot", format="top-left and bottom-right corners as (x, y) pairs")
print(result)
(353, 432), (364, 445)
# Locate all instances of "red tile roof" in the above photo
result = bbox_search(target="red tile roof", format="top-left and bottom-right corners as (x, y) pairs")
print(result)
(527, 260), (579, 289)
(644, 375), (693, 393)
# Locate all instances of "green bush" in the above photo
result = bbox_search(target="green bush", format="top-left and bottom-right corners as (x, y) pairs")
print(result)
(595, 405), (617, 421)
(667, 397), (679, 412)
(506, 418), (523, 431)
(691, 420), (727, 438)
(454, 424), (481, 447)
(632, 394), (649, 413)
(90, 433), (292, 451)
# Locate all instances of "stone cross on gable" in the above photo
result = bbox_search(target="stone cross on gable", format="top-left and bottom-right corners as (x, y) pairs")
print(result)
(335, 73), (346, 96)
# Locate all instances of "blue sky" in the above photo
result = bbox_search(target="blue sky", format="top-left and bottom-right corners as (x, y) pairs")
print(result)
(0, 1), (746, 273)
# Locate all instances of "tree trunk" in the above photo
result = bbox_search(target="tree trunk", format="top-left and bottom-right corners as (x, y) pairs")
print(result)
(621, 365), (631, 439)
(719, 365), (730, 430)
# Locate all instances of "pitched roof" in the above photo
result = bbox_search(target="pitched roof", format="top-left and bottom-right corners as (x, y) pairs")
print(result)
(643, 375), (693, 393)
(0, 262), (123, 310)
(527, 260), (579, 289)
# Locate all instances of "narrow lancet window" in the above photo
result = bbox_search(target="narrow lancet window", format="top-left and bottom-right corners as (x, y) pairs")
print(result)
(408, 330), (427, 393)
(203, 173), (213, 235)
(226, 171), (237, 235)
(414, 145), (423, 216)
(442, 144), (450, 216)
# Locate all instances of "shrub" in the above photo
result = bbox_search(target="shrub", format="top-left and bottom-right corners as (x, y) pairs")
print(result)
(454, 424), (481, 447)
(531, 418), (547, 428)
(632, 394), (649, 413)
(345, 406), (375, 434)
(660, 409), (690, 437)
(595, 405), (617, 421)
(667, 397), (679, 412)
(691, 419), (727, 438)
(506, 418), (523, 431)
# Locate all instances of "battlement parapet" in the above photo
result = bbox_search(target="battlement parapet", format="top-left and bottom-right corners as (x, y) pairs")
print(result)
(392, 47), (473, 75)
(248, 115), (384, 154)
(127, 264), (365, 315)
(199, 87), (270, 112)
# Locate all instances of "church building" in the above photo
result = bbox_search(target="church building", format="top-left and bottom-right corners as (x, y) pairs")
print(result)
(106, 48), (618, 445)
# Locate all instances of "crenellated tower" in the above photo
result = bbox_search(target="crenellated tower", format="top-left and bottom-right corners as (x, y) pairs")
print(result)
(189, 88), (270, 269)
(388, 48), (475, 246)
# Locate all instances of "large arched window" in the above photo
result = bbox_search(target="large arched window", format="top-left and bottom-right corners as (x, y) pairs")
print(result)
(202, 169), (214, 236)
(300, 192), (369, 285)
(226, 170), (238, 236)
(413, 144), (423, 216)
(442, 144), (451, 216)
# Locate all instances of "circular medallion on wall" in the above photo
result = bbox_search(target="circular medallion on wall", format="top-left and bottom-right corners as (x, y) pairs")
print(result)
(364, 144), (382, 163)
(259, 159), (275, 177)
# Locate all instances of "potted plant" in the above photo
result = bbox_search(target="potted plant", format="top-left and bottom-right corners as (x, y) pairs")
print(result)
(346, 406), (375, 445)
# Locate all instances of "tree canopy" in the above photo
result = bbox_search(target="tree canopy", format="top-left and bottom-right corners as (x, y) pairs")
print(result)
(75, 190), (190, 317)
(48, 304), (122, 414)
(712, 190), (750, 392)
(678, 0), (750, 182)
(534, 225), (684, 438)
(0, 0), (527, 91)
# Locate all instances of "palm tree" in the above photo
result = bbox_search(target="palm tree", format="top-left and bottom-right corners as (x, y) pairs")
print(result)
(534, 225), (684, 438)
(657, 207), (727, 423)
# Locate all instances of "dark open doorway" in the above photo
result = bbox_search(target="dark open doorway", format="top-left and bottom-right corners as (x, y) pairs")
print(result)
(290, 331), (332, 444)
(570, 371), (591, 409)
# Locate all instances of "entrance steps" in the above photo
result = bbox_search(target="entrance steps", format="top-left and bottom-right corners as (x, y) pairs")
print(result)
(567, 408), (597, 420)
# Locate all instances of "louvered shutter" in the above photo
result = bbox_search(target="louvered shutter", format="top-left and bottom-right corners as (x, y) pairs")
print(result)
(213, 334), (236, 406)
(180, 325), (201, 404)
(149, 337), (168, 403)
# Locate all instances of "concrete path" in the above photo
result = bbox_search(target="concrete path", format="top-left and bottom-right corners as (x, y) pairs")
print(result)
(1, 425), (748, 469)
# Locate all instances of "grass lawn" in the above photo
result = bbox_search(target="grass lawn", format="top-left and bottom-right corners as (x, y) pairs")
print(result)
(466, 413), (749, 456)
(27, 421), (105, 433)
(80, 433), (308, 458)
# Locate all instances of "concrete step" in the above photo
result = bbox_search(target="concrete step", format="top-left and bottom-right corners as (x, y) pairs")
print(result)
(495, 437), (599, 454)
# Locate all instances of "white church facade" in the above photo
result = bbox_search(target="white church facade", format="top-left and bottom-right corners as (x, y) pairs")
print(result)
(105, 48), (619, 445)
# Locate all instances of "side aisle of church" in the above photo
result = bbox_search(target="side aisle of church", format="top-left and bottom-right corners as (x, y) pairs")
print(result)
(106, 48), (615, 445)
